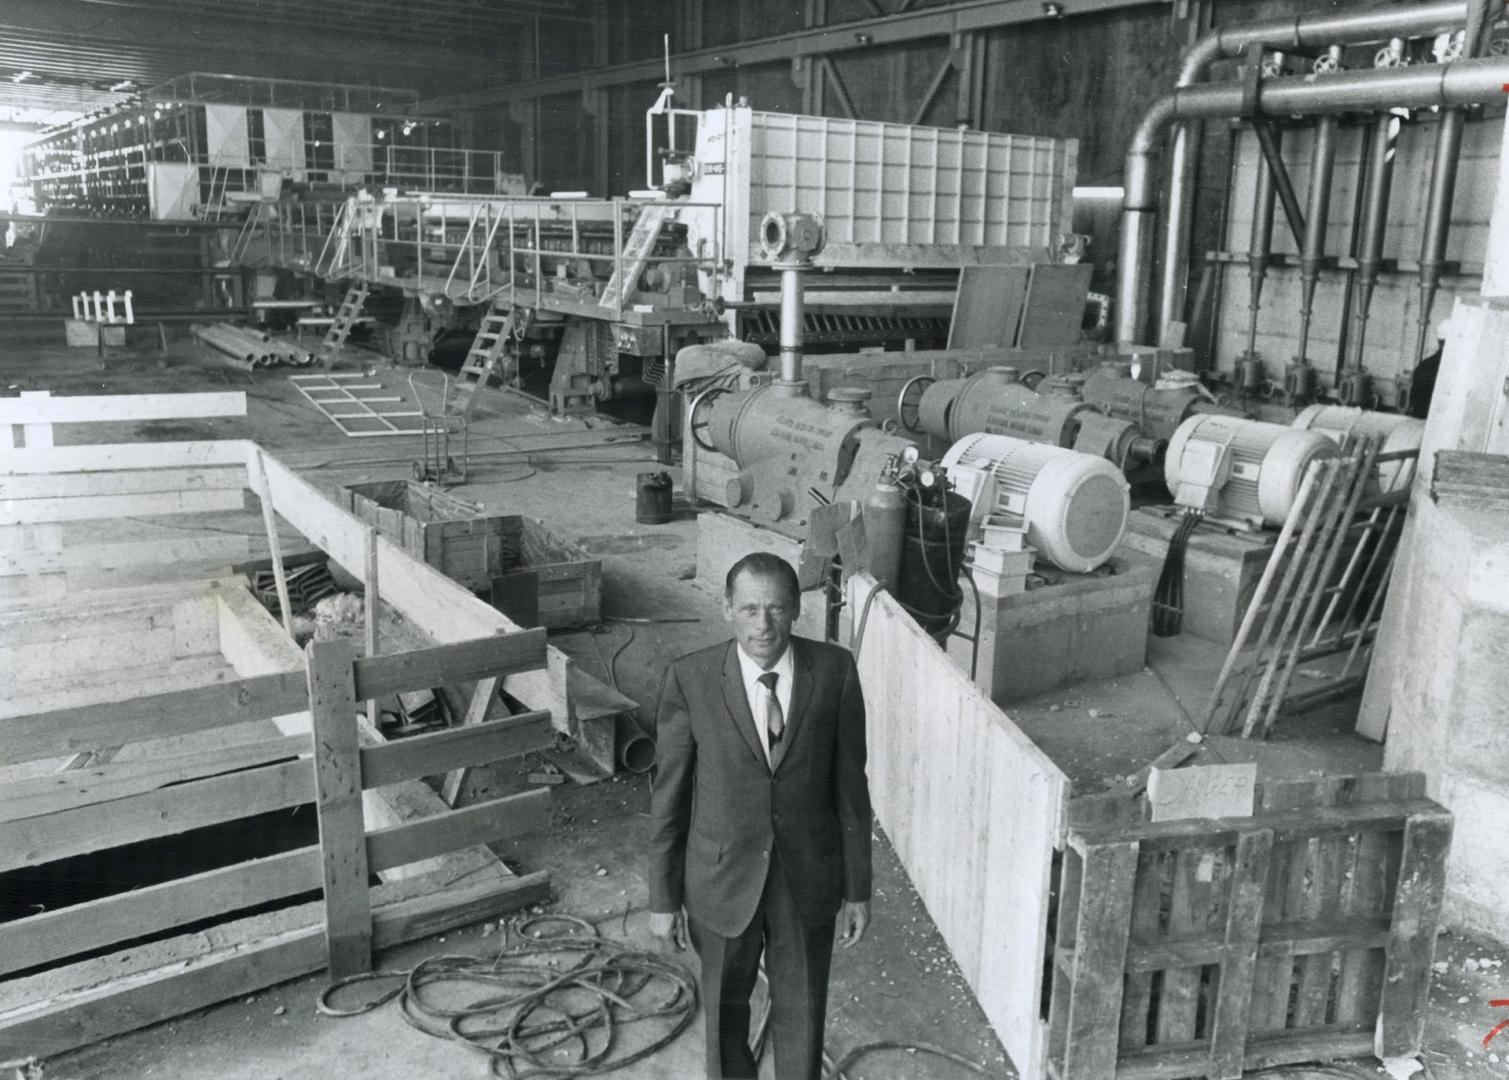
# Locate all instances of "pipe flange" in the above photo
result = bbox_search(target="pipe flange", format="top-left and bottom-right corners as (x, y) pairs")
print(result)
(759, 211), (825, 262)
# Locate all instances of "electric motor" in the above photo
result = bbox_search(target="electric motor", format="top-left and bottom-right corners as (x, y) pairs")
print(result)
(1079, 361), (1227, 444)
(1291, 405), (1423, 493)
(1164, 415), (1337, 528)
(941, 432), (1130, 573)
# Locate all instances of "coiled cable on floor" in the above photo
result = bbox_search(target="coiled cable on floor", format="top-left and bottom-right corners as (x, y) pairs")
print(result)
(317, 914), (698, 1079)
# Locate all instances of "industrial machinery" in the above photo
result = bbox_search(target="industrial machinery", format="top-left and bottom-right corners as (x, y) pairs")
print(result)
(899, 365), (1164, 471)
(1078, 361), (1235, 444)
(1164, 415), (1338, 528)
(1291, 404), (1425, 492)
(225, 85), (1079, 438)
(940, 433), (1131, 573)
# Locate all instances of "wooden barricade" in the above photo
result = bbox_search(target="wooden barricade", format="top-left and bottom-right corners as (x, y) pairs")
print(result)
(1047, 774), (1452, 1079)
(0, 629), (555, 1056)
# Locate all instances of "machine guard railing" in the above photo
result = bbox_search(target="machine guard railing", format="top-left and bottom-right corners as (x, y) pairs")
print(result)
(249, 194), (724, 316)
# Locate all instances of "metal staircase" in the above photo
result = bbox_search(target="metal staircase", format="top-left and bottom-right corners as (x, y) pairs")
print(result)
(318, 282), (371, 369)
(453, 301), (518, 418)
(599, 204), (669, 312)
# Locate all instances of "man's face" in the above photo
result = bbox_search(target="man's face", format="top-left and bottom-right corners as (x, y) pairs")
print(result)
(723, 570), (798, 668)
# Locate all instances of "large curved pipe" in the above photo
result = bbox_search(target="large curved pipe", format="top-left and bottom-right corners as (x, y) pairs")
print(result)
(1119, 51), (1509, 344)
(1142, 0), (1479, 346)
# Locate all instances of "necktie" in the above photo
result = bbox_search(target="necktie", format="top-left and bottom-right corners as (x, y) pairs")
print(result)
(757, 671), (784, 760)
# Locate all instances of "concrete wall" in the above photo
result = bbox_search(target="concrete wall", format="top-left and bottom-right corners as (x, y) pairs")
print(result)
(1365, 294), (1509, 944)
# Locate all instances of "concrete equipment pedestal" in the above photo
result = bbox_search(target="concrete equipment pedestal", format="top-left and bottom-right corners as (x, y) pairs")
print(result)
(1118, 506), (1280, 645)
(948, 555), (1154, 705)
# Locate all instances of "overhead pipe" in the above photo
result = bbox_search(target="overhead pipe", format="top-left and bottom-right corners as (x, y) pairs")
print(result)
(1142, 0), (1481, 347)
(1118, 51), (1509, 346)
(1340, 111), (1402, 404)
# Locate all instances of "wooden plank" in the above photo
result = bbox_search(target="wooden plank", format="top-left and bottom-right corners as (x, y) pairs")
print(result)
(360, 710), (552, 789)
(1118, 848), (1165, 1050)
(255, 451), (583, 727)
(0, 534), (250, 578)
(0, 392), (246, 425)
(1334, 829), (1391, 1025)
(351, 627), (547, 699)
(1061, 840), (1138, 1080)
(0, 870), (549, 1060)
(365, 787), (550, 871)
(1207, 829), (1273, 1079)
(2, 669), (308, 765)
(0, 734), (307, 822)
(1154, 847), (1205, 1045)
(441, 672), (500, 806)
(5, 488), (245, 525)
(1069, 799), (1444, 850)
(248, 450), (294, 635)
(364, 526), (379, 727)
(1374, 811), (1453, 1058)
(0, 847), (320, 979)
(0, 466), (246, 501)
(1115, 1028), (1375, 1079)
(306, 638), (372, 980)
(0, 759), (312, 872)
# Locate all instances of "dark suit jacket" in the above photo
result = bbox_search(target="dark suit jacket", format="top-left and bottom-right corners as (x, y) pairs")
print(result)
(647, 636), (872, 938)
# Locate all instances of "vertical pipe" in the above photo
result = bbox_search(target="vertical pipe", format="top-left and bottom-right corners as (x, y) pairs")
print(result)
(1245, 126), (1280, 358)
(1344, 111), (1400, 395)
(1156, 120), (1201, 342)
(1411, 107), (1465, 370)
(778, 262), (806, 386)
(1295, 114), (1340, 366)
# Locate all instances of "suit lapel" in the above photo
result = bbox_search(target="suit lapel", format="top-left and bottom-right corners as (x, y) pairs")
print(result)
(775, 639), (815, 774)
(720, 642), (769, 771)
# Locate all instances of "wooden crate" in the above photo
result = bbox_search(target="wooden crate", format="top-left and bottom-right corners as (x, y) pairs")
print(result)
(1046, 773), (1452, 1080)
(336, 480), (600, 628)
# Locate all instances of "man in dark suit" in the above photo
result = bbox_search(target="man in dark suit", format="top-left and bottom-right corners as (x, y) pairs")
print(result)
(648, 552), (872, 1080)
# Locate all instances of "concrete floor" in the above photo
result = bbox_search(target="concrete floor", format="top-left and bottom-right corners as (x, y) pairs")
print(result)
(5, 328), (1496, 1079)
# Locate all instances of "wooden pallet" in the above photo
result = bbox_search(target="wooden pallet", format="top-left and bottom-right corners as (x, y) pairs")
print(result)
(1047, 773), (1452, 1080)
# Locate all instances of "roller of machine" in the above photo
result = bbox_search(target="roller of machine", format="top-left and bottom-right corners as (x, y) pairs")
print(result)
(899, 365), (1164, 470)
(940, 433), (1131, 573)
(1164, 415), (1338, 528)
(1291, 405), (1424, 492)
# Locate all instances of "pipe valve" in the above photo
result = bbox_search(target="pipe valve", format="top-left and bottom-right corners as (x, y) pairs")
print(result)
(759, 211), (825, 263)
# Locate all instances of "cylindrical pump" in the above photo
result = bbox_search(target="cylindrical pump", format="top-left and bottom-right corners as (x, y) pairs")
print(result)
(1081, 360), (1228, 444)
(942, 433), (1131, 573)
(862, 475), (908, 592)
(914, 366), (1093, 448)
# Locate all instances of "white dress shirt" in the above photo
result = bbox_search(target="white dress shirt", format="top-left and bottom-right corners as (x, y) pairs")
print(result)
(735, 643), (794, 766)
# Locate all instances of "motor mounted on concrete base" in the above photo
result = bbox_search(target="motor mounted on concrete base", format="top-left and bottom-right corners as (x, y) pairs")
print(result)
(941, 432), (1131, 573)
(1164, 414), (1337, 528)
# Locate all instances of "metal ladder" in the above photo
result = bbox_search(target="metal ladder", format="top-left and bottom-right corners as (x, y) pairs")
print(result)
(318, 282), (371, 369)
(599, 204), (669, 312)
(452, 302), (517, 419)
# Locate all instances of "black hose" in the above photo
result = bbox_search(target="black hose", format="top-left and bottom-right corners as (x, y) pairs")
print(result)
(317, 914), (698, 1079)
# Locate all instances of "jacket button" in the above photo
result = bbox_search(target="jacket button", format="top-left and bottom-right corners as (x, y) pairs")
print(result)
(761, 849), (770, 859)
(773, 813), (782, 823)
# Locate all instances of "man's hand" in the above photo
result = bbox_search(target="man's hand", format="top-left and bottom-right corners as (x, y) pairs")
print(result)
(650, 909), (688, 951)
(838, 900), (871, 949)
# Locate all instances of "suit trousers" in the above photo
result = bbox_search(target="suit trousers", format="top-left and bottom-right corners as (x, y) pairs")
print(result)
(688, 849), (836, 1080)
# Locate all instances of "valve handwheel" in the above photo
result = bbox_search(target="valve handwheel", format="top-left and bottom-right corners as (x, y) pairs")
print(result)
(687, 386), (727, 453)
(895, 375), (935, 433)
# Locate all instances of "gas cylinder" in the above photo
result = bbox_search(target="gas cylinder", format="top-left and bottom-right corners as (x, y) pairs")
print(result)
(862, 475), (908, 591)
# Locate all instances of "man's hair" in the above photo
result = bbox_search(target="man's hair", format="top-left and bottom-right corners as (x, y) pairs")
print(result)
(724, 552), (800, 604)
